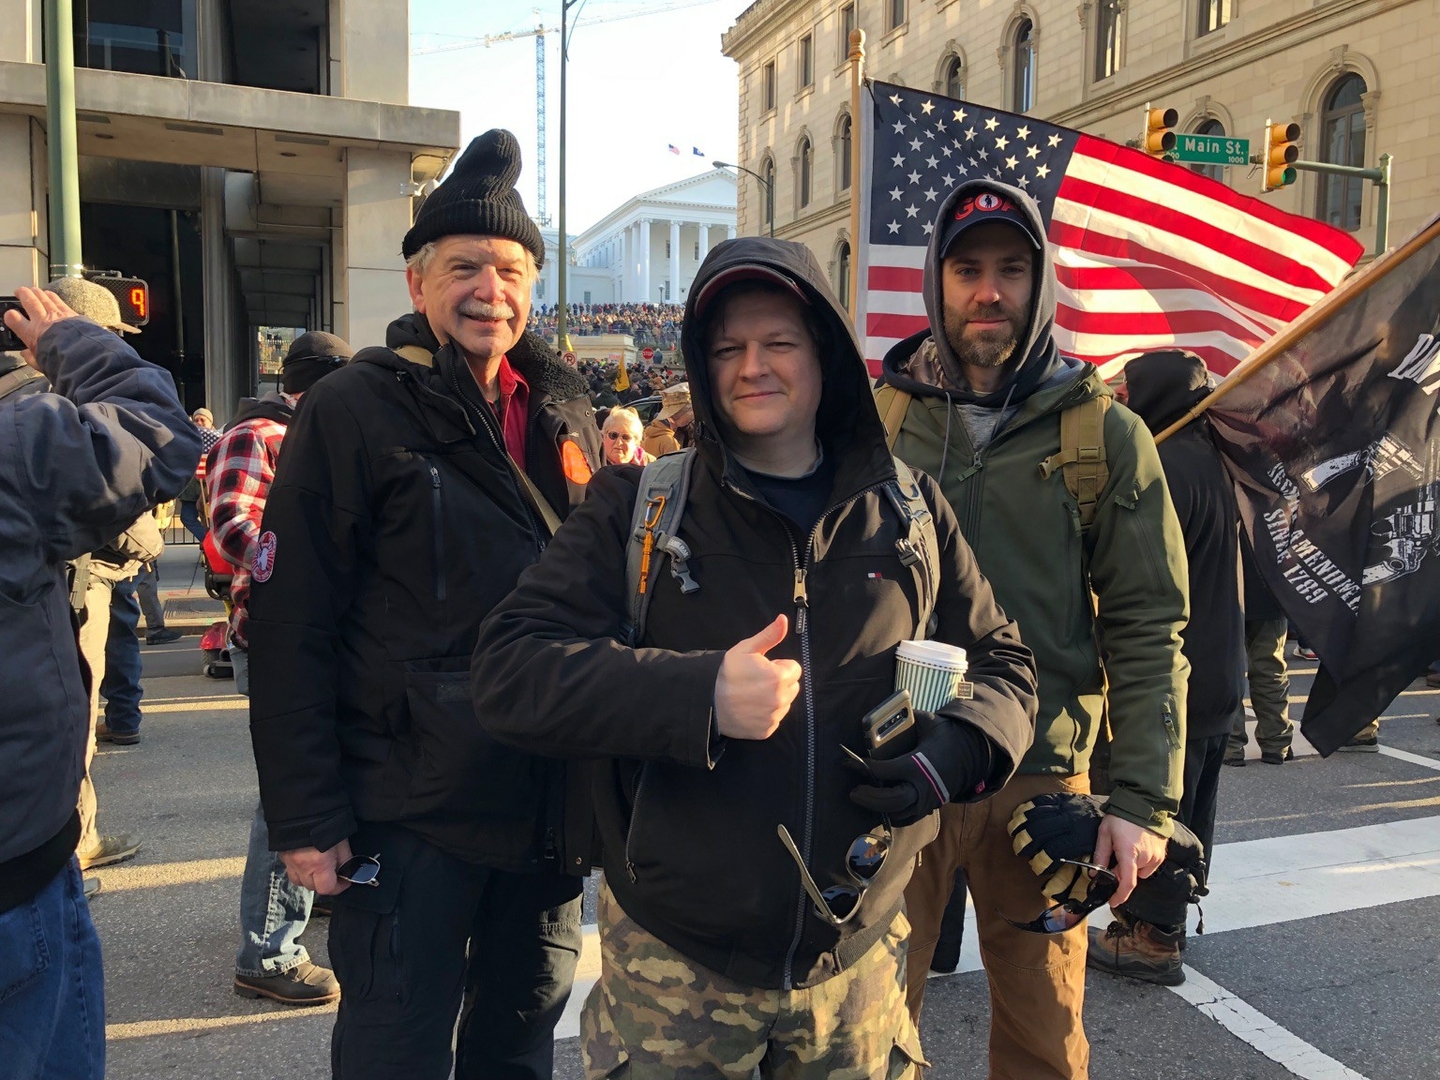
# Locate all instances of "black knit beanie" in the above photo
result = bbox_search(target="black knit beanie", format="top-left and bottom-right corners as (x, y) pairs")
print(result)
(402, 129), (545, 267)
(282, 330), (353, 394)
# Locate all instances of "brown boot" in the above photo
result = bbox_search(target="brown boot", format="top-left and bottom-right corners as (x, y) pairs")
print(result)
(1087, 914), (1185, 986)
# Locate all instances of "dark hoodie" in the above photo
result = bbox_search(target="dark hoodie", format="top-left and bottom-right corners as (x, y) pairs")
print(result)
(1126, 351), (1245, 741)
(472, 237), (1037, 989)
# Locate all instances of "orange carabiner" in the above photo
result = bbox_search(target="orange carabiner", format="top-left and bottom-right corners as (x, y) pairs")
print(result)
(638, 495), (667, 596)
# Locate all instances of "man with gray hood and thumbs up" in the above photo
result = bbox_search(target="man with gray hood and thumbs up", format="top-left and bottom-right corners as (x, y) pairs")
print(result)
(875, 180), (1190, 1080)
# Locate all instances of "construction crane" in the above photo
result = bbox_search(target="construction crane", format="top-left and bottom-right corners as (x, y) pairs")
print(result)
(411, 0), (721, 224)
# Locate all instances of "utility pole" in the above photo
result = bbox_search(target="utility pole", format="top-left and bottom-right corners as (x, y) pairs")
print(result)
(44, 0), (83, 278)
(556, 0), (581, 346)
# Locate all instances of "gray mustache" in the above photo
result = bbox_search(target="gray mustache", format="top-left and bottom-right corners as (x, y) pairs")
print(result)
(459, 300), (516, 320)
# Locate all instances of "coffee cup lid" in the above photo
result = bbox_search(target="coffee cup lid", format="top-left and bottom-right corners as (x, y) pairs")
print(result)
(896, 639), (968, 669)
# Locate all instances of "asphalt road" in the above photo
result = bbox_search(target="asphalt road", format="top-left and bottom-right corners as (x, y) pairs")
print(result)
(90, 575), (1440, 1079)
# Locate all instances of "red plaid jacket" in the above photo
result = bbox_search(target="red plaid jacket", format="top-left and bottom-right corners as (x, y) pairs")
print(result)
(206, 399), (292, 649)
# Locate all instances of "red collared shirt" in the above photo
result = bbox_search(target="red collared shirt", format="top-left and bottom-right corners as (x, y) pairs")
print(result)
(493, 356), (530, 466)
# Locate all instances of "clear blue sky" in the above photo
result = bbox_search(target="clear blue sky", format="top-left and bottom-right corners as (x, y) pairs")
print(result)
(409, 0), (753, 235)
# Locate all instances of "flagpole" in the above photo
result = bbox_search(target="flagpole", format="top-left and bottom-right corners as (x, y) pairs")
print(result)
(847, 28), (866, 315)
(1154, 212), (1440, 445)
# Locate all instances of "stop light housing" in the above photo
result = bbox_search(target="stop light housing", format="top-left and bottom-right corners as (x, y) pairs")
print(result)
(84, 274), (150, 327)
(1141, 105), (1178, 157)
(1261, 120), (1300, 193)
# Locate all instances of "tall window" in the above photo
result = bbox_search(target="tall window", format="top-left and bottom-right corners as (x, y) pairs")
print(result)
(1198, 0), (1233, 35)
(836, 241), (852, 310)
(888, 0), (906, 33)
(73, 0), (195, 78)
(1095, 1), (1121, 81)
(799, 34), (814, 89)
(837, 114), (852, 191)
(1190, 118), (1226, 184)
(797, 137), (813, 210)
(944, 56), (963, 99)
(1318, 74), (1368, 232)
(1012, 20), (1035, 113)
(762, 61), (776, 112)
(761, 156), (775, 231)
(838, 3), (856, 64)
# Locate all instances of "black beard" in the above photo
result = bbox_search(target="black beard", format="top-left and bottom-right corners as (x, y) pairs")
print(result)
(942, 307), (1020, 370)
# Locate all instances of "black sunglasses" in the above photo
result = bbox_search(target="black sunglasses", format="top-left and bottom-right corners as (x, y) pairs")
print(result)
(1004, 859), (1118, 935)
(336, 853), (381, 888)
(776, 824), (889, 927)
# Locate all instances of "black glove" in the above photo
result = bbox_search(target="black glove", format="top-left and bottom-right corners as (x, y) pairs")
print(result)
(848, 711), (993, 826)
(1119, 820), (1209, 931)
(1008, 793), (1107, 901)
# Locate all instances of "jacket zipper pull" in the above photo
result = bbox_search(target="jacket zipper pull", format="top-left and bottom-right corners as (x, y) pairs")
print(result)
(794, 568), (809, 635)
(428, 465), (441, 490)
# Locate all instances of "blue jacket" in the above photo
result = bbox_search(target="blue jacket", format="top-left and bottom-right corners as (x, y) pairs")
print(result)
(0, 319), (199, 904)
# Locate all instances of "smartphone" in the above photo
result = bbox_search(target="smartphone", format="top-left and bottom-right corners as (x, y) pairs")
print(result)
(0, 297), (23, 353)
(861, 689), (917, 760)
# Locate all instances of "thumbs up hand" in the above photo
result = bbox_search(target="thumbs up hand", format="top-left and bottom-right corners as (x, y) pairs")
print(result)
(713, 614), (803, 740)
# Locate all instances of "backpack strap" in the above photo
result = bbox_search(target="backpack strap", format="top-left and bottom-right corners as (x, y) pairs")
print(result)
(621, 449), (700, 646)
(885, 457), (942, 638)
(1038, 395), (1112, 532)
(875, 384), (914, 451)
(0, 365), (46, 402)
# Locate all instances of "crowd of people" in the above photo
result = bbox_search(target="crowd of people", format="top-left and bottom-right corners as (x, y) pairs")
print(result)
(1, 125), (1378, 1080)
(529, 301), (684, 350)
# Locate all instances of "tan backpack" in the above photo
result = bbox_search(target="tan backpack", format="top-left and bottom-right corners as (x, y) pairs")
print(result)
(876, 385), (1112, 531)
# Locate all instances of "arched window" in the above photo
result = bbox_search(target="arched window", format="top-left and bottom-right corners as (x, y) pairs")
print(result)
(1095, 1), (1121, 81)
(835, 241), (852, 310)
(944, 55), (963, 99)
(1190, 118), (1226, 184)
(797, 136), (813, 210)
(759, 155), (775, 232)
(1012, 20), (1035, 113)
(836, 114), (852, 191)
(1317, 74), (1367, 232)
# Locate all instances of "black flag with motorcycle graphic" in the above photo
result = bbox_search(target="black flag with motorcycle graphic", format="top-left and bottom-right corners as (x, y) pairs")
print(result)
(1203, 213), (1440, 755)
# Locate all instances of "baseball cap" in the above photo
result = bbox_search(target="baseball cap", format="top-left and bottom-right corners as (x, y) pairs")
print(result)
(692, 264), (810, 318)
(938, 188), (1042, 258)
(44, 277), (140, 334)
(655, 382), (691, 421)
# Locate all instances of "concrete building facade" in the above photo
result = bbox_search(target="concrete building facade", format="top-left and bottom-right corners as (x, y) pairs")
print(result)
(571, 170), (739, 306)
(721, 0), (1439, 297)
(0, 1), (459, 419)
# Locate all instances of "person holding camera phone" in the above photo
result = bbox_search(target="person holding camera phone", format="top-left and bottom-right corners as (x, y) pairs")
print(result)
(471, 237), (1037, 1079)
(0, 284), (199, 1076)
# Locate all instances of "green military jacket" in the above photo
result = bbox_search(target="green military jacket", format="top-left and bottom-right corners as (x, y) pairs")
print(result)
(880, 362), (1189, 834)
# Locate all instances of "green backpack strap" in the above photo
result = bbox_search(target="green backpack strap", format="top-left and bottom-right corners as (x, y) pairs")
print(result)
(1039, 395), (1112, 532)
(885, 457), (942, 638)
(622, 449), (700, 646)
(875, 384), (914, 451)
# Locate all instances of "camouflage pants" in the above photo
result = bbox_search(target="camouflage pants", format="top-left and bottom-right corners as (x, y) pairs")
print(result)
(582, 881), (926, 1079)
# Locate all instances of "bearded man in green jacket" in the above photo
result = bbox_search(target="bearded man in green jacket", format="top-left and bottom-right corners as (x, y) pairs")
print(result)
(875, 180), (1190, 1080)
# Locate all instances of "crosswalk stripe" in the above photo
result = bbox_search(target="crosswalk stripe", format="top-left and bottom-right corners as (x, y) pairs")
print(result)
(1170, 967), (1370, 1080)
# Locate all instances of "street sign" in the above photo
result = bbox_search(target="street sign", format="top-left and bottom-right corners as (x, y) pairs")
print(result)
(642, 346), (654, 360)
(562, 350), (577, 365)
(1173, 134), (1250, 166)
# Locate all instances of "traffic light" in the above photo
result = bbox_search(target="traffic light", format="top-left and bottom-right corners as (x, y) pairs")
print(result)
(1261, 119), (1301, 193)
(84, 273), (150, 327)
(1141, 104), (1178, 157)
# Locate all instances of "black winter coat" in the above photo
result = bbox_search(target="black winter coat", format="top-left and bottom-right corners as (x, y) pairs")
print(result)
(471, 237), (1037, 989)
(247, 314), (603, 871)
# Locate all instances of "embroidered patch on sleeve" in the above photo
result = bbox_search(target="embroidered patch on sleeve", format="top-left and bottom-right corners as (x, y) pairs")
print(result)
(252, 530), (278, 583)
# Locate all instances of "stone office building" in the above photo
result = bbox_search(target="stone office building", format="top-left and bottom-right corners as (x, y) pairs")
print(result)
(0, 1), (460, 420)
(721, 0), (1439, 303)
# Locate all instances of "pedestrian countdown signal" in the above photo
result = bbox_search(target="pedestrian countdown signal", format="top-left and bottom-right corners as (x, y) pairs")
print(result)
(85, 274), (151, 327)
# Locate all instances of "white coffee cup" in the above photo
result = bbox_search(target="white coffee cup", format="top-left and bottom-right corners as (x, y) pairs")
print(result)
(895, 640), (969, 712)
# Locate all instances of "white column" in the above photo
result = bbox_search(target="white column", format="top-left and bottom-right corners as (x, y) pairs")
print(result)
(620, 227), (630, 302)
(726, 224), (737, 241)
(640, 219), (652, 303)
(697, 222), (711, 266)
(669, 220), (681, 304)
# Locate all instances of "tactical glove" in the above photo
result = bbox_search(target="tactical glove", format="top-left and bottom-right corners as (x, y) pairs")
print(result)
(848, 711), (993, 826)
(1008, 792), (1108, 901)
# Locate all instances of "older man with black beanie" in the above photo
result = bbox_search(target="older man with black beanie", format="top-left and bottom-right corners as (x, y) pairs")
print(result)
(244, 130), (602, 1078)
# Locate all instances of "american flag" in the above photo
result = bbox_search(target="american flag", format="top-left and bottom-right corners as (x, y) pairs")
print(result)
(860, 81), (1366, 378)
